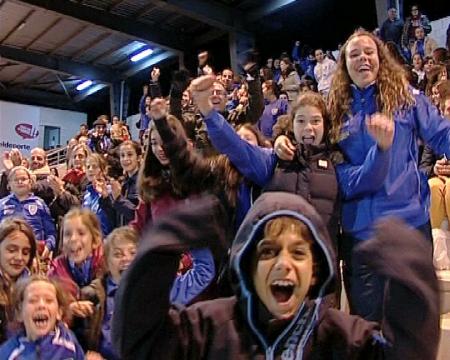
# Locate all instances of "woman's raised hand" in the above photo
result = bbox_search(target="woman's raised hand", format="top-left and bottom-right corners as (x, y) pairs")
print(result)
(366, 113), (395, 151)
(150, 98), (168, 120)
(190, 75), (216, 116)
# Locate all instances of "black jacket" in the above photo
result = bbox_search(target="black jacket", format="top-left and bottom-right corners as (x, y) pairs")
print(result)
(112, 192), (439, 359)
(265, 144), (340, 245)
(419, 145), (439, 178)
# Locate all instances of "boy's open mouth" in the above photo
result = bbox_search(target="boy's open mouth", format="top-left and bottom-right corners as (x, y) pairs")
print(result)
(270, 280), (295, 303)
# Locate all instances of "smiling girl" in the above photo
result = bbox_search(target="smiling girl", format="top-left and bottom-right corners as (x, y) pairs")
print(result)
(110, 141), (142, 226)
(192, 78), (339, 242)
(325, 29), (450, 321)
(0, 218), (36, 343)
(0, 275), (84, 359)
(83, 153), (116, 236)
(49, 208), (104, 349)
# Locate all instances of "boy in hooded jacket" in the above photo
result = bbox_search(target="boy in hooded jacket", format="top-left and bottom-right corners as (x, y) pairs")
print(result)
(112, 192), (439, 360)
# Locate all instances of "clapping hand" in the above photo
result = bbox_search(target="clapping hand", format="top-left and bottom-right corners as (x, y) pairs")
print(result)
(366, 113), (395, 151)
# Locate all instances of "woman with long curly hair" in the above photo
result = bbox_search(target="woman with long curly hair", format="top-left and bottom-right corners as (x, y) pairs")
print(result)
(326, 29), (450, 322)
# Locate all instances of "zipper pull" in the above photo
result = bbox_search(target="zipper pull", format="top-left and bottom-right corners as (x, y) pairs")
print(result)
(265, 346), (274, 360)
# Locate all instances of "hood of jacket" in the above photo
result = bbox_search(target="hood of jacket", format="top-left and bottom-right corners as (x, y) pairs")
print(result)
(230, 191), (336, 354)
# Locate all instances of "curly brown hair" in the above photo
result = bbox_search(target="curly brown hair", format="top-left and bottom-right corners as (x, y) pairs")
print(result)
(328, 30), (415, 143)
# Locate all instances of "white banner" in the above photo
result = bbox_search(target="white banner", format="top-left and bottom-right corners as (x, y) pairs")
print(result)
(0, 101), (40, 168)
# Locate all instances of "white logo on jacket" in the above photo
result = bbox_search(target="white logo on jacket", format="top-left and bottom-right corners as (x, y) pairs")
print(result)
(27, 204), (38, 216)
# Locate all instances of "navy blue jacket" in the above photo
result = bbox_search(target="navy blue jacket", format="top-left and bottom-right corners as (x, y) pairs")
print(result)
(83, 185), (116, 237)
(204, 110), (339, 238)
(0, 322), (84, 359)
(113, 172), (139, 226)
(380, 18), (404, 45)
(0, 194), (56, 250)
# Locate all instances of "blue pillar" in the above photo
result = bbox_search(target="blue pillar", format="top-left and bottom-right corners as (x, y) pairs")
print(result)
(110, 81), (130, 120)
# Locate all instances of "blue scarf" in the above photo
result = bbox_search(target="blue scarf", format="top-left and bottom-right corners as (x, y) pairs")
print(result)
(68, 257), (93, 287)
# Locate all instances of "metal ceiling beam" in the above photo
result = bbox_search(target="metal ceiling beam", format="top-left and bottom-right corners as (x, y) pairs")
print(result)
(194, 29), (227, 47)
(0, 86), (82, 110)
(107, 0), (127, 12)
(0, 9), (35, 44)
(89, 41), (128, 64)
(70, 32), (111, 59)
(10, 66), (32, 84)
(133, 3), (158, 19)
(24, 17), (62, 49)
(14, 0), (186, 51)
(145, 0), (248, 33)
(55, 73), (71, 100)
(247, 0), (297, 22)
(48, 25), (87, 56)
(0, 44), (121, 82)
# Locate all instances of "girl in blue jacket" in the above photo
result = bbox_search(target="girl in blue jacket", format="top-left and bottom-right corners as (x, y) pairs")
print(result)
(0, 275), (84, 359)
(326, 30), (450, 321)
(83, 153), (116, 237)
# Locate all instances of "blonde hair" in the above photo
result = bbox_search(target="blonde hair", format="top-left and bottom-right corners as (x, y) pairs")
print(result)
(328, 30), (415, 142)
(69, 144), (91, 169)
(63, 208), (102, 249)
(86, 153), (107, 176)
(7, 166), (32, 183)
(104, 226), (138, 266)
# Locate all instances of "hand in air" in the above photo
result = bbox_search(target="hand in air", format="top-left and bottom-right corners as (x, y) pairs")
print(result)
(150, 98), (168, 120)
(190, 75), (216, 116)
(366, 113), (395, 151)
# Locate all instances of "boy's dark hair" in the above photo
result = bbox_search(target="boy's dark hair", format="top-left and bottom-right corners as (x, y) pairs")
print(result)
(253, 216), (324, 298)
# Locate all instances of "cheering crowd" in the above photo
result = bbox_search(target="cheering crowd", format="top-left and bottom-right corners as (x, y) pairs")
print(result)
(0, 4), (448, 359)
